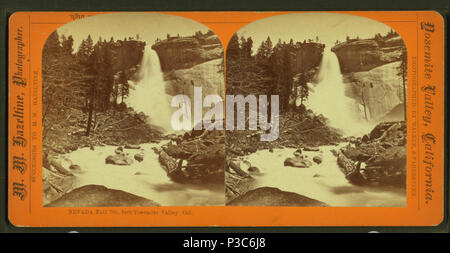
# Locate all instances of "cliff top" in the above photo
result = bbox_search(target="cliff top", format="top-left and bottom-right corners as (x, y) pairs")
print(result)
(332, 34), (404, 52)
(152, 32), (221, 50)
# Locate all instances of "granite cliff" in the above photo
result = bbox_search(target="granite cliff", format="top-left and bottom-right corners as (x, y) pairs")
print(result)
(152, 31), (224, 99)
(332, 35), (406, 121)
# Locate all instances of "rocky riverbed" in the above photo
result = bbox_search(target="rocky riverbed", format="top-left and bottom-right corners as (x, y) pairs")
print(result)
(225, 121), (407, 207)
(43, 139), (225, 207)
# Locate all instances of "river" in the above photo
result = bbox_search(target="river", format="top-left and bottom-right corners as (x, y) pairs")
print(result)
(241, 144), (406, 207)
(64, 143), (225, 206)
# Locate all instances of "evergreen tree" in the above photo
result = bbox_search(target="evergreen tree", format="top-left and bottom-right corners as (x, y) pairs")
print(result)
(240, 37), (253, 58)
(397, 46), (407, 121)
(61, 35), (74, 56)
(227, 34), (240, 59)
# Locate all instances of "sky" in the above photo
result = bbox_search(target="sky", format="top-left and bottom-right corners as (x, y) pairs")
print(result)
(57, 12), (211, 51)
(237, 12), (394, 50)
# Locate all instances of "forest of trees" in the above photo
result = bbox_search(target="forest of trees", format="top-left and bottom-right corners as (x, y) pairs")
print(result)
(42, 31), (145, 138)
(226, 34), (314, 113)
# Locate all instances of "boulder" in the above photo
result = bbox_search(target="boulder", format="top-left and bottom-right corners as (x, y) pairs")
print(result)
(303, 146), (320, 152)
(114, 146), (123, 154)
(69, 164), (82, 173)
(247, 166), (260, 174)
(124, 144), (141, 149)
(284, 157), (312, 168)
(105, 153), (134, 166)
(45, 185), (160, 207)
(336, 121), (406, 186)
(42, 166), (76, 205)
(313, 156), (323, 164)
(227, 187), (328, 206)
(50, 158), (74, 176)
(159, 130), (225, 184)
(134, 153), (144, 162)
(152, 146), (161, 155)
(293, 151), (302, 157)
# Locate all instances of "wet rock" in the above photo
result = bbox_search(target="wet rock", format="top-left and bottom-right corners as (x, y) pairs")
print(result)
(69, 164), (82, 173)
(244, 146), (257, 154)
(42, 166), (76, 205)
(313, 156), (323, 164)
(124, 144), (141, 149)
(105, 153), (134, 166)
(247, 166), (260, 174)
(330, 149), (338, 157)
(159, 150), (181, 175)
(337, 121), (406, 186)
(160, 130), (225, 184)
(152, 146), (161, 155)
(50, 158), (74, 176)
(134, 152), (144, 162)
(115, 146), (123, 154)
(227, 187), (328, 206)
(303, 146), (320, 152)
(45, 185), (160, 207)
(284, 157), (312, 168)
(362, 134), (370, 143)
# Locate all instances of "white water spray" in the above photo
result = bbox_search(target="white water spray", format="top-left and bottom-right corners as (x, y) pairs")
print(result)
(127, 45), (173, 131)
(306, 47), (370, 136)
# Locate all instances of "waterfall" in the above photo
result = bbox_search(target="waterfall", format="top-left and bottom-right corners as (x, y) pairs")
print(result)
(127, 45), (173, 131)
(306, 47), (370, 136)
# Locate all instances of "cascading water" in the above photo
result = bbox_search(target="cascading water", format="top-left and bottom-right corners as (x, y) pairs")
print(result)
(127, 45), (174, 131)
(306, 47), (370, 136)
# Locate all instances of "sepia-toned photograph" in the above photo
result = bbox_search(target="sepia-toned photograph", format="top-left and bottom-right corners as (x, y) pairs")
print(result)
(42, 13), (225, 207)
(225, 13), (407, 207)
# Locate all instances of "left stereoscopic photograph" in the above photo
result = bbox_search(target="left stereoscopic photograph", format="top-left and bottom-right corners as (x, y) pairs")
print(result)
(42, 13), (226, 207)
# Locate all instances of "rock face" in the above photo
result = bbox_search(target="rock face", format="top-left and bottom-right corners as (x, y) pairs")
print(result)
(290, 42), (325, 74)
(227, 187), (328, 206)
(152, 32), (223, 72)
(332, 34), (406, 120)
(45, 185), (160, 207)
(331, 36), (405, 73)
(153, 31), (224, 107)
(158, 130), (225, 184)
(344, 61), (405, 120)
(165, 58), (224, 100)
(337, 121), (406, 186)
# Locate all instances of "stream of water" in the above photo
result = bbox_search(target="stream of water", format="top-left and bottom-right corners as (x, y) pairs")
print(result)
(64, 143), (225, 206)
(242, 145), (406, 207)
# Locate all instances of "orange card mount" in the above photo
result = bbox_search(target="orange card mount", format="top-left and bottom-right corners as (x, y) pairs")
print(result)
(8, 11), (445, 227)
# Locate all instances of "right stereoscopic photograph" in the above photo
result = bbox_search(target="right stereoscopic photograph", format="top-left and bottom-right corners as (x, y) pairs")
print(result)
(225, 13), (407, 207)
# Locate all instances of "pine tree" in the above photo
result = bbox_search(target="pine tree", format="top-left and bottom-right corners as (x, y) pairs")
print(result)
(256, 36), (273, 65)
(397, 46), (407, 121)
(119, 71), (129, 104)
(240, 37), (253, 58)
(61, 35), (74, 56)
(227, 34), (240, 59)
